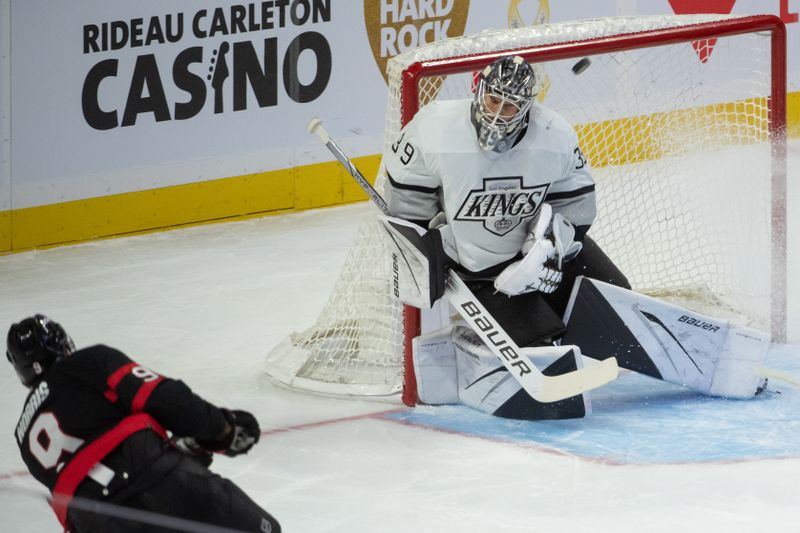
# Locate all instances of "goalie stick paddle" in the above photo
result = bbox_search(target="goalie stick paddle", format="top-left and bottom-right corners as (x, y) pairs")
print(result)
(306, 117), (619, 402)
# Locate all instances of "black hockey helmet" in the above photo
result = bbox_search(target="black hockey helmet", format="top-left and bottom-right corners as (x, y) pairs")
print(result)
(6, 315), (74, 387)
(471, 55), (543, 152)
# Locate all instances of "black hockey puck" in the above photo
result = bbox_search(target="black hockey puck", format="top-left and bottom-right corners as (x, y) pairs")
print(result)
(572, 57), (591, 75)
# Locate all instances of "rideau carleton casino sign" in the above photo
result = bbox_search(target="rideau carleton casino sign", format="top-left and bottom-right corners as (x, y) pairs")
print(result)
(80, 1), (333, 131)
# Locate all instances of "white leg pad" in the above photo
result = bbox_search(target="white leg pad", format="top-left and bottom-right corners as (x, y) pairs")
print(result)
(413, 324), (593, 416)
(453, 326), (591, 416)
(563, 277), (771, 399)
(453, 326), (517, 414)
(412, 325), (459, 405)
(709, 325), (770, 397)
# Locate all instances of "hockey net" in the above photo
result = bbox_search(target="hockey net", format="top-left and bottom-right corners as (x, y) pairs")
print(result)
(265, 14), (787, 403)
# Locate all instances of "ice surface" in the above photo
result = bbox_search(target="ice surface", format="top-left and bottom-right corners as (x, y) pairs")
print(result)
(0, 140), (799, 532)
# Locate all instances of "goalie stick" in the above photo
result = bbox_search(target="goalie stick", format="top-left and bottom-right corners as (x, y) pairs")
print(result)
(307, 118), (389, 214)
(307, 117), (619, 403)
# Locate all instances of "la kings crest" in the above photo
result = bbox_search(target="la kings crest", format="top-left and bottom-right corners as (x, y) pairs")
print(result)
(454, 177), (549, 236)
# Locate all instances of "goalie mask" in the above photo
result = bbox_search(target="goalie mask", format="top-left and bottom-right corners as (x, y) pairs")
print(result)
(6, 314), (74, 387)
(471, 56), (542, 152)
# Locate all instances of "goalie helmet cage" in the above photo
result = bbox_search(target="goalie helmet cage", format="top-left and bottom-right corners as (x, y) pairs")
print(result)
(265, 14), (787, 406)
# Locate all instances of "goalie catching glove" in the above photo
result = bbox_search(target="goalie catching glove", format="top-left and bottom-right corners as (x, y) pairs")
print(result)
(494, 203), (583, 296)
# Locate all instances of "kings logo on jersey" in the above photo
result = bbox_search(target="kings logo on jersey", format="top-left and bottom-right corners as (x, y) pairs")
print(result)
(454, 177), (548, 236)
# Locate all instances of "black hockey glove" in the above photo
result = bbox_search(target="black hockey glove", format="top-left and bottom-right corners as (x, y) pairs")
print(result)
(220, 409), (261, 457)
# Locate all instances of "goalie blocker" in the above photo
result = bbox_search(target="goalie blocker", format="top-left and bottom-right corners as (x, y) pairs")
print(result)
(380, 215), (457, 309)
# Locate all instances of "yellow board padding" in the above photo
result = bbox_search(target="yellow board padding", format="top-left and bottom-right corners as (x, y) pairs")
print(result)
(789, 91), (800, 138)
(577, 97), (772, 168)
(2, 155), (381, 253)
(293, 155), (380, 210)
(0, 209), (9, 252)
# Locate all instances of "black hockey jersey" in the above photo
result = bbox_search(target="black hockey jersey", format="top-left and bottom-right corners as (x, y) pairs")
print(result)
(13, 345), (230, 525)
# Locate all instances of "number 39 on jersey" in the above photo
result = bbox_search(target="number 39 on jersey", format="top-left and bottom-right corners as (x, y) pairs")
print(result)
(391, 133), (418, 166)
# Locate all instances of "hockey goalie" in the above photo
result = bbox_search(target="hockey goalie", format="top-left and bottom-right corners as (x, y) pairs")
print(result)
(380, 55), (770, 420)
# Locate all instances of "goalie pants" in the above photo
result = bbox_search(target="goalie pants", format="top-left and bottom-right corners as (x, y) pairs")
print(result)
(69, 432), (281, 533)
(467, 235), (631, 348)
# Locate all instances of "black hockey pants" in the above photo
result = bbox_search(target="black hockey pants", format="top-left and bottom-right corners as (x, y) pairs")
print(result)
(69, 434), (281, 533)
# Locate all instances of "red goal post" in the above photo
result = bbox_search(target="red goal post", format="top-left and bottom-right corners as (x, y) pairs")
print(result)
(265, 14), (787, 406)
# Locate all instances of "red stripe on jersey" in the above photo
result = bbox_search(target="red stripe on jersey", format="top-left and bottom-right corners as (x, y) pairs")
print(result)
(51, 413), (167, 530)
(131, 377), (164, 413)
(104, 362), (136, 403)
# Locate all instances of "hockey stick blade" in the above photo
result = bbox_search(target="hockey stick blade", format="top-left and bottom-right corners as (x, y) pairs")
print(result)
(308, 117), (619, 402)
(445, 273), (618, 402)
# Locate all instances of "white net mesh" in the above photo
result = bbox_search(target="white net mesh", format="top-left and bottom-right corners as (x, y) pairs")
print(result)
(265, 15), (784, 398)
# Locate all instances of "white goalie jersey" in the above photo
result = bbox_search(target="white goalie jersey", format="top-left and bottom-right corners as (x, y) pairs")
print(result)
(384, 99), (596, 274)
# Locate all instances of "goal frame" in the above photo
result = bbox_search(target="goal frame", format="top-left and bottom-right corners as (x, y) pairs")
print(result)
(396, 15), (788, 406)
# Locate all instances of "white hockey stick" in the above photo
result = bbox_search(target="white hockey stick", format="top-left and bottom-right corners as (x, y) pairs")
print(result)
(307, 118), (389, 213)
(307, 117), (618, 402)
